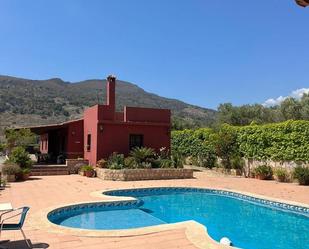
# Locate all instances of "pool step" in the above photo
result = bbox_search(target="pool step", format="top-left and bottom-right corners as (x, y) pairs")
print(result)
(31, 165), (69, 176)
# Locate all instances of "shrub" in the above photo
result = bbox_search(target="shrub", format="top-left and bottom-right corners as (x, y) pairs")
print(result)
(139, 162), (152, 169)
(158, 147), (169, 159)
(2, 163), (21, 175)
(0, 143), (5, 153)
(0, 178), (6, 188)
(124, 157), (137, 169)
(21, 168), (31, 174)
(9, 146), (32, 168)
(275, 168), (289, 182)
(293, 165), (309, 185)
(160, 159), (173, 168)
(107, 153), (125, 169)
(231, 156), (245, 170)
(96, 159), (107, 168)
(171, 152), (184, 168)
(150, 159), (161, 168)
(254, 165), (273, 180)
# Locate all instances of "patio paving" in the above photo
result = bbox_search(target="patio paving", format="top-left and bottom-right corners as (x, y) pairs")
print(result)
(0, 172), (308, 249)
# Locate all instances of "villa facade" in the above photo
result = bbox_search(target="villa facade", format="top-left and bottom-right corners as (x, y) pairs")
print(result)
(29, 75), (171, 165)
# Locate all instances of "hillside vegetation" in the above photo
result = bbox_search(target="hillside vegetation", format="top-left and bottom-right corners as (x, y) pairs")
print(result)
(0, 75), (216, 139)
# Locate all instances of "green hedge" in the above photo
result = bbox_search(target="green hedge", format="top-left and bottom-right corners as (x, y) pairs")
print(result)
(172, 120), (309, 163)
(171, 128), (217, 167)
(237, 120), (309, 161)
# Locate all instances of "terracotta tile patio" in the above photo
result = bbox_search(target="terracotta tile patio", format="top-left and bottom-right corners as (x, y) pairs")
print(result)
(0, 172), (308, 249)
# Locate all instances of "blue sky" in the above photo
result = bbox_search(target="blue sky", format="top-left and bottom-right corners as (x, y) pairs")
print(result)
(0, 0), (308, 109)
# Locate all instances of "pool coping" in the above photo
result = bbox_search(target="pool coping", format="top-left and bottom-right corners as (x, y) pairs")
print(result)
(29, 187), (309, 249)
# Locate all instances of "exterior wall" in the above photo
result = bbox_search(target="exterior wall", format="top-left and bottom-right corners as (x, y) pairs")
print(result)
(83, 105), (99, 166)
(125, 106), (170, 123)
(115, 112), (124, 121)
(98, 105), (114, 121)
(96, 168), (193, 181)
(96, 123), (170, 161)
(66, 120), (84, 159)
(40, 133), (48, 154)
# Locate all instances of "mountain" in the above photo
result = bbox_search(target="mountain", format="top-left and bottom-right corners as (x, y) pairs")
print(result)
(0, 75), (216, 139)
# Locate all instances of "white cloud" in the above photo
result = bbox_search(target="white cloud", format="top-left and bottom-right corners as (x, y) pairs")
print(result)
(263, 88), (309, 107)
(291, 88), (309, 99)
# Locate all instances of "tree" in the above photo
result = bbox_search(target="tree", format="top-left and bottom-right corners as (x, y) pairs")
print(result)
(213, 125), (239, 169)
(300, 93), (309, 120)
(8, 146), (33, 168)
(217, 103), (278, 126)
(217, 103), (241, 125)
(5, 129), (37, 153)
(280, 97), (302, 120)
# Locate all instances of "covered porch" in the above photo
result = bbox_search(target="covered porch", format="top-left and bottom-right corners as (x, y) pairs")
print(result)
(28, 119), (84, 164)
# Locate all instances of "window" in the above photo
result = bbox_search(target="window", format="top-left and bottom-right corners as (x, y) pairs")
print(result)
(87, 134), (91, 151)
(129, 134), (144, 150)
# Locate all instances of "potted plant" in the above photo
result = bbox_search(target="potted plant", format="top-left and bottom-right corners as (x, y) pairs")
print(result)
(293, 165), (309, 185)
(254, 165), (273, 180)
(81, 165), (95, 177)
(21, 168), (31, 181)
(274, 168), (289, 182)
(1, 163), (21, 182)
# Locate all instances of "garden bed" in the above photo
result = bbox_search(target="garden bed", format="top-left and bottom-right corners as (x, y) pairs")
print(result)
(96, 168), (194, 181)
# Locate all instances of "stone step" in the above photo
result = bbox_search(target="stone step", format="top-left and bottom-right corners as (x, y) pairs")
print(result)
(31, 171), (69, 176)
(31, 166), (69, 176)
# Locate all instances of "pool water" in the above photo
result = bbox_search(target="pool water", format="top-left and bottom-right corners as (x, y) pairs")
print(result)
(57, 208), (166, 230)
(49, 188), (309, 249)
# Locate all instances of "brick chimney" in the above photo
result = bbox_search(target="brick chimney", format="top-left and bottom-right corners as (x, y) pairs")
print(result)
(106, 75), (116, 113)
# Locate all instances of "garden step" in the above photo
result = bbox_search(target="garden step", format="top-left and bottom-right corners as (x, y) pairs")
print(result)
(31, 165), (69, 176)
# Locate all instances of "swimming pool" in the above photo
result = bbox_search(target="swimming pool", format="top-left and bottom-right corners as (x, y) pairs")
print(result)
(48, 187), (309, 249)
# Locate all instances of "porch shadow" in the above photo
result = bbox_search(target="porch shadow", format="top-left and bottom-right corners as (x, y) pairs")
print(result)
(1, 240), (49, 249)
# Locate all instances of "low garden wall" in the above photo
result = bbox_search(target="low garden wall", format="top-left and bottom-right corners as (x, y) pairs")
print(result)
(66, 159), (89, 174)
(96, 168), (194, 181)
(243, 159), (309, 177)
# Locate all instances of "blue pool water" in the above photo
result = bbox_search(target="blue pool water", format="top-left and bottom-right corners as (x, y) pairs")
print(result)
(48, 188), (309, 249)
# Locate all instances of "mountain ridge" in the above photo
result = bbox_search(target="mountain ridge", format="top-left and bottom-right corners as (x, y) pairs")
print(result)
(0, 75), (216, 139)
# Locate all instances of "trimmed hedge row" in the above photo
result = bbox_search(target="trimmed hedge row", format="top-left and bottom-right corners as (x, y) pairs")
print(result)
(171, 128), (217, 167)
(172, 120), (309, 163)
(237, 120), (309, 161)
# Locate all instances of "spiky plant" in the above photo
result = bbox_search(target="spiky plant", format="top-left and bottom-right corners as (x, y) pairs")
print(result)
(129, 147), (155, 165)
